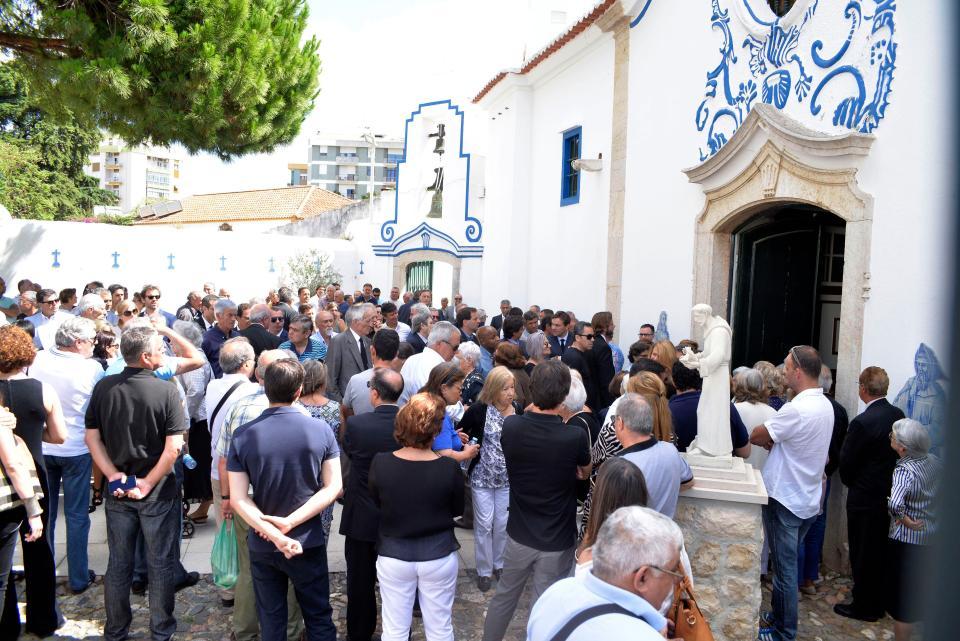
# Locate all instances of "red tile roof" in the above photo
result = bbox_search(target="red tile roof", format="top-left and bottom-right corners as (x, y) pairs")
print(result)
(472, 0), (616, 103)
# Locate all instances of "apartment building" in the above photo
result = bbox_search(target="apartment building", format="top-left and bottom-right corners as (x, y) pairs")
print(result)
(85, 135), (183, 213)
(302, 133), (404, 199)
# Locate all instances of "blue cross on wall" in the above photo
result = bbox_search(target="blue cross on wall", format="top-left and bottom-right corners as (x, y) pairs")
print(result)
(359, 260), (365, 274)
(219, 256), (227, 271)
(268, 257), (275, 273)
(51, 249), (61, 268)
(167, 253), (175, 270)
(112, 251), (120, 269)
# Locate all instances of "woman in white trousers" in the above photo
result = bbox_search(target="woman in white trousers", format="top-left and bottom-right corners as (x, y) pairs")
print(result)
(460, 367), (516, 592)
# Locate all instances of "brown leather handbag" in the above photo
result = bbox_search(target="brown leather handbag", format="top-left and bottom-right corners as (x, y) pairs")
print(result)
(668, 572), (715, 641)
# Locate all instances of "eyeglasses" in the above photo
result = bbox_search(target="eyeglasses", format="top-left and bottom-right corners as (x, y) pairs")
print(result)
(270, 317), (284, 322)
(145, 294), (161, 300)
(578, 333), (596, 340)
(644, 564), (685, 583)
(41, 300), (57, 305)
(639, 332), (654, 338)
(121, 310), (135, 317)
(789, 345), (802, 368)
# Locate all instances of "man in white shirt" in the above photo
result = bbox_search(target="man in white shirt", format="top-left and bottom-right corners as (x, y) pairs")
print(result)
(27, 288), (72, 348)
(399, 321), (461, 404)
(379, 301), (410, 341)
(30, 316), (104, 594)
(750, 345), (833, 641)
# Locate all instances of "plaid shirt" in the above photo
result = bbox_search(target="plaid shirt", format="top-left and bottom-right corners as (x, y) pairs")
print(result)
(216, 388), (310, 458)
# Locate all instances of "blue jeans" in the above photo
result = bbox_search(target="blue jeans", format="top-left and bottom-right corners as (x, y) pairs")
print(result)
(762, 498), (816, 641)
(798, 479), (830, 584)
(44, 453), (93, 591)
(249, 545), (336, 641)
(134, 457), (188, 585)
(103, 496), (181, 641)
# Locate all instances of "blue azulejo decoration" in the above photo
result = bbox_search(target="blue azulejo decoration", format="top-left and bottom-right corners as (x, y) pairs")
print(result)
(359, 260), (365, 275)
(51, 249), (61, 268)
(111, 251), (120, 269)
(167, 253), (175, 270)
(372, 222), (484, 259)
(695, 0), (897, 161)
(219, 256), (227, 271)
(268, 257), (276, 273)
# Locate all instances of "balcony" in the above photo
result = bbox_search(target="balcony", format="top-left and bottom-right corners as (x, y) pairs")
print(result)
(337, 174), (357, 184)
(336, 155), (360, 164)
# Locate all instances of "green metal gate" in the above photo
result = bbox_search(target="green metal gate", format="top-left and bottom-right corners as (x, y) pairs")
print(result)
(405, 261), (433, 293)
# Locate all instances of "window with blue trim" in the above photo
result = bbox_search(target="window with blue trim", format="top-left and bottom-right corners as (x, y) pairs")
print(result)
(561, 127), (582, 206)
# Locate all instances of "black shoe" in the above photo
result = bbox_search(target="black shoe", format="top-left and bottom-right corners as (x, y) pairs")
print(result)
(493, 568), (502, 581)
(71, 570), (97, 595)
(131, 579), (147, 595)
(477, 575), (492, 592)
(221, 597), (234, 607)
(833, 602), (881, 622)
(175, 571), (200, 593)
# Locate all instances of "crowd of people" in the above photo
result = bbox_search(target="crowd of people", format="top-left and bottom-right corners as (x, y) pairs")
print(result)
(0, 274), (943, 641)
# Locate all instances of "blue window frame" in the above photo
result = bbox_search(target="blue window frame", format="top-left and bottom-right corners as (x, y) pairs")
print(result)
(561, 126), (582, 206)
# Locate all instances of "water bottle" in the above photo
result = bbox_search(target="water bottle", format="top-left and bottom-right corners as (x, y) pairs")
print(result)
(183, 453), (198, 470)
(468, 437), (479, 446)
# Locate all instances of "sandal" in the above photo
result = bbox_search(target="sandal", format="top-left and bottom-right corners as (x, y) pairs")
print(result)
(89, 487), (104, 513)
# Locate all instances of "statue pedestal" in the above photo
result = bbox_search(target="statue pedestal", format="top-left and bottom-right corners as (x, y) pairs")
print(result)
(675, 454), (768, 640)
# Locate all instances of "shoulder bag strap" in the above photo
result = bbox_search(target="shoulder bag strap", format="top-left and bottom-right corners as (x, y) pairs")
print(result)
(549, 603), (638, 641)
(209, 381), (246, 429)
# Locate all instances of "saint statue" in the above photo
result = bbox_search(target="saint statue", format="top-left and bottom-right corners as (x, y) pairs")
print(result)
(679, 303), (733, 457)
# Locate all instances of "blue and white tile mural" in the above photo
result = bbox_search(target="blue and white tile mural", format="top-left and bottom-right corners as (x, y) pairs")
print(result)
(894, 343), (947, 455)
(695, 0), (898, 160)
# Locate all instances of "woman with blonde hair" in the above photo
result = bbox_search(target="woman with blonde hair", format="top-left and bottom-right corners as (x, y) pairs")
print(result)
(458, 367), (520, 591)
(754, 360), (787, 410)
(113, 299), (138, 330)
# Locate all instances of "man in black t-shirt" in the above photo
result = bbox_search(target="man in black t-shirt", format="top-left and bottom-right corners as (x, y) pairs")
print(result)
(482, 361), (591, 641)
(85, 326), (186, 641)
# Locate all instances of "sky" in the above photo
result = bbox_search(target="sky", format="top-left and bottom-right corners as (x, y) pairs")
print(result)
(178, 0), (598, 196)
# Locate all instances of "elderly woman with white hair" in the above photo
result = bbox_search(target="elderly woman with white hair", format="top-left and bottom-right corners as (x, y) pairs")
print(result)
(456, 340), (484, 405)
(886, 418), (942, 641)
(522, 330), (553, 375)
(560, 371), (601, 503)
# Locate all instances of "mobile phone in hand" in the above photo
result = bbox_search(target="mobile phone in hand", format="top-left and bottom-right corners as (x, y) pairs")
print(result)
(108, 475), (137, 493)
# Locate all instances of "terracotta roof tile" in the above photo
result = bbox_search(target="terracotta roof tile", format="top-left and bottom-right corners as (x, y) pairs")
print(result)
(135, 185), (353, 225)
(472, 0), (616, 103)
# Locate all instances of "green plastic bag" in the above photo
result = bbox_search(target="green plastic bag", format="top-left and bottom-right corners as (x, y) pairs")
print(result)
(212, 519), (238, 590)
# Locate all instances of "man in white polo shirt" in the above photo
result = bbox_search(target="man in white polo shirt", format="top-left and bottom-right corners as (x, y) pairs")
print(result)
(30, 316), (104, 594)
(749, 345), (833, 641)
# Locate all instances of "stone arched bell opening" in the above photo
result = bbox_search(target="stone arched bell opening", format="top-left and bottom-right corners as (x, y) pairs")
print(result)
(684, 105), (876, 571)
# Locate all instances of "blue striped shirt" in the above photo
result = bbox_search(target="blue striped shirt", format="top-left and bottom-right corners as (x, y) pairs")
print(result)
(278, 336), (327, 362)
(888, 454), (942, 545)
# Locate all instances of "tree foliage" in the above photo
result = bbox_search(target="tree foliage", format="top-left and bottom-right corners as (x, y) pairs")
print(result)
(282, 249), (341, 293)
(0, 0), (321, 159)
(0, 63), (117, 219)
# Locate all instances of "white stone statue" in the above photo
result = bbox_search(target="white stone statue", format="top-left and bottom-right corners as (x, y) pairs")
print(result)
(679, 303), (733, 457)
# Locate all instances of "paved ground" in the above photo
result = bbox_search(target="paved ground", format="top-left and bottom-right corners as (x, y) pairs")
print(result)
(12, 503), (906, 640)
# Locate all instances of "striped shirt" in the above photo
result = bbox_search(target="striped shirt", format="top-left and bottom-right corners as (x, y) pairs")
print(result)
(279, 336), (327, 362)
(888, 454), (942, 545)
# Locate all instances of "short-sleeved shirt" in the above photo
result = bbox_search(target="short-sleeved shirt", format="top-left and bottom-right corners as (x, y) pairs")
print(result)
(227, 406), (339, 552)
(0, 295), (17, 324)
(431, 415), (463, 452)
(278, 336), (327, 362)
(618, 439), (694, 518)
(342, 368), (375, 416)
(669, 391), (750, 453)
(105, 354), (181, 380)
(762, 387), (834, 519)
(30, 347), (105, 457)
(501, 412), (591, 551)
(85, 367), (186, 501)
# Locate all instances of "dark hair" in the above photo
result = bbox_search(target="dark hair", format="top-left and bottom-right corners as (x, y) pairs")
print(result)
(59, 288), (76, 304)
(108, 284), (126, 296)
(789, 345), (822, 379)
(590, 311), (613, 334)
(455, 306), (476, 329)
(573, 321), (592, 337)
(140, 284), (161, 298)
(298, 286), (310, 296)
(370, 367), (403, 403)
(301, 360), (327, 395)
(494, 342), (526, 369)
(0, 325), (36, 373)
(13, 319), (35, 338)
(380, 301), (397, 315)
(628, 340), (652, 363)
(522, 310), (538, 322)
(509, 307), (524, 317)
(37, 288), (56, 304)
(396, 342), (415, 361)
(290, 313), (314, 333)
(237, 302), (251, 318)
(297, 303), (313, 315)
(93, 326), (119, 361)
(579, 458), (649, 553)
(629, 357), (666, 378)
(201, 294), (219, 309)
(671, 360), (702, 392)
(529, 360), (571, 410)
(420, 361), (465, 396)
(83, 280), (104, 295)
(264, 359), (305, 404)
(539, 312), (553, 332)
(394, 393), (445, 448)
(640, 323), (655, 333)
(552, 310), (570, 326)
(541, 308), (553, 317)
(372, 328), (400, 361)
(502, 315), (523, 338)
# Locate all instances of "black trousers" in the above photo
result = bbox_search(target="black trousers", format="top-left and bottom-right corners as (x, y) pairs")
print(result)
(847, 506), (889, 616)
(0, 474), (62, 639)
(344, 536), (379, 641)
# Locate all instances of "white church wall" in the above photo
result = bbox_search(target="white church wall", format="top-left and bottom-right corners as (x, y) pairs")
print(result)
(0, 219), (358, 303)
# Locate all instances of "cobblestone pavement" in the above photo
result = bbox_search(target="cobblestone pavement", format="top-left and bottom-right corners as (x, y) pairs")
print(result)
(18, 569), (904, 640)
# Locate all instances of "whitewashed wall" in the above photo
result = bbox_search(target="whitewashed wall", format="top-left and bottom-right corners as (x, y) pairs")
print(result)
(0, 219), (358, 304)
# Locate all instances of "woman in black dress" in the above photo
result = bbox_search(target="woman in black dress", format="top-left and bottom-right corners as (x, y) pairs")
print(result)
(0, 325), (67, 638)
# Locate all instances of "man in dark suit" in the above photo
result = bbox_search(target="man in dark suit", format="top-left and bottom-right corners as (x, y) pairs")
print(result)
(455, 306), (479, 344)
(195, 294), (218, 333)
(588, 311), (616, 409)
(325, 303), (375, 401)
(561, 321), (598, 409)
(835, 366), (905, 622)
(405, 303), (430, 354)
(239, 303), (283, 363)
(546, 311), (573, 358)
(489, 299), (511, 337)
(339, 368), (403, 641)
(176, 291), (203, 325)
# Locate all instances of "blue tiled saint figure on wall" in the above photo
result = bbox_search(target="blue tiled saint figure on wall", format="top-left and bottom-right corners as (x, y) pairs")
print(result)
(893, 343), (946, 454)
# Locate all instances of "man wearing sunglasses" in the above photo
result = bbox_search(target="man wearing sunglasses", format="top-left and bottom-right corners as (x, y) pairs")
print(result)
(139, 285), (176, 328)
(561, 321), (599, 410)
(26, 288), (72, 348)
(239, 304), (284, 364)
